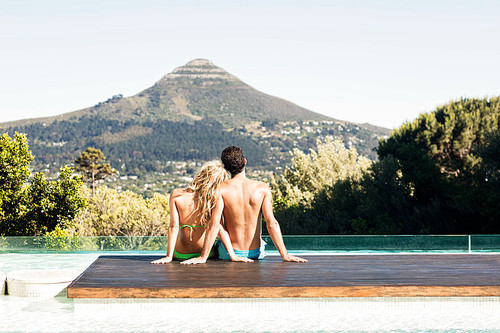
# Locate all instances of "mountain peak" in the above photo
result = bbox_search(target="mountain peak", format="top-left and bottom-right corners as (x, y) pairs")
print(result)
(185, 58), (215, 67)
(162, 58), (238, 83)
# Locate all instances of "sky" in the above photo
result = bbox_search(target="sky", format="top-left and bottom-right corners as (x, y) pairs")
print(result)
(1, 0), (499, 129)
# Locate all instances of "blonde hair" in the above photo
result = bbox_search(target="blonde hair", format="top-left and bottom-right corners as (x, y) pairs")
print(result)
(187, 160), (229, 226)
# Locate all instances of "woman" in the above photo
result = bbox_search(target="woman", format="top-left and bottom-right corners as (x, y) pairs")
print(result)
(151, 160), (252, 264)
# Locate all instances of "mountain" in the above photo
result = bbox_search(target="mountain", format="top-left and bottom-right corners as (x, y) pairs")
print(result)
(3, 59), (330, 128)
(1, 59), (389, 196)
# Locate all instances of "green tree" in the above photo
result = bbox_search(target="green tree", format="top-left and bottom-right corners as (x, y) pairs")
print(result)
(273, 97), (500, 235)
(376, 97), (500, 233)
(72, 186), (169, 237)
(473, 132), (500, 231)
(75, 147), (114, 196)
(0, 132), (87, 236)
(378, 97), (499, 177)
(477, 131), (500, 180)
(272, 137), (371, 207)
(22, 166), (87, 235)
(0, 132), (33, 234)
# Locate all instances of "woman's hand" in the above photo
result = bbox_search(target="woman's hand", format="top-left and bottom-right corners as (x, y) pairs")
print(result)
(180, 256), (207, 265)
(151, 256), (173, 264)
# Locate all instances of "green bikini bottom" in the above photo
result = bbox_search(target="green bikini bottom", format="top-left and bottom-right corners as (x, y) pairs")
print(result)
(173, 250), (201, 259)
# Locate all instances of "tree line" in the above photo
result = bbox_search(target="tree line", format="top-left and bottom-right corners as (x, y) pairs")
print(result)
(2, 114), (384, 178)
(4, 116), (274, 174)
(272, 97), (499, 234)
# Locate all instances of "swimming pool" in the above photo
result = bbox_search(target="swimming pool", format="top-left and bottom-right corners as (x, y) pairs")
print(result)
(3, 234), (500, 252)
(2, 252), (500, 332)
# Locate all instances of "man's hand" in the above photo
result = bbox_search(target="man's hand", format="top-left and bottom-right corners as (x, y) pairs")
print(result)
(282, 255), (308, 263)
(151, 256), (173, 264)
(231, 256), (254, 263)
(180, 256), (207, 265)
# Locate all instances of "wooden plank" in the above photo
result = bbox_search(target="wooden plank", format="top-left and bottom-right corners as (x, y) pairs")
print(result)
(67, 254), (500, 298)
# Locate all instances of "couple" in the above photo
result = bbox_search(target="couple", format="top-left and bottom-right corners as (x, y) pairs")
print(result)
(151, 146), (307, 264)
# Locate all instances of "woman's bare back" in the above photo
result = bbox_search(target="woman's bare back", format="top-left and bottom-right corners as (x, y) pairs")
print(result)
(171, 189), (206, 253)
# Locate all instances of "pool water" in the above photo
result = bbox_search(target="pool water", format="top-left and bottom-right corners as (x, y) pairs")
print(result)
(1, 253), (500, 332)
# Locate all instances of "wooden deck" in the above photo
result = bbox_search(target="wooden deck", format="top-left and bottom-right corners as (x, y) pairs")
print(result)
(67, 254), (500, 298)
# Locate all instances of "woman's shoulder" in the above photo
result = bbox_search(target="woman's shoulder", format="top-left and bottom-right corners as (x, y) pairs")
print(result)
(170, 188), (192, 199)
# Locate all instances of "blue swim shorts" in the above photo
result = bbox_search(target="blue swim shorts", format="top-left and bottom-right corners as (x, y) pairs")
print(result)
(217, 239), (267, 260)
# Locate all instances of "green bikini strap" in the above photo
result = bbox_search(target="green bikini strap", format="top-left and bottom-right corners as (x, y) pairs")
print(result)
(180, 223), (204, 241)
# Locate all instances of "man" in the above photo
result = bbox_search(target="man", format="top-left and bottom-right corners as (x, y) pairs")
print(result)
(181, 146), (307, 264)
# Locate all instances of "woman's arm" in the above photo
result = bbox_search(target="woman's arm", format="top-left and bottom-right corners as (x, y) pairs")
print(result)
(151, 190), (180, 264)
(217, 223), (253, 262)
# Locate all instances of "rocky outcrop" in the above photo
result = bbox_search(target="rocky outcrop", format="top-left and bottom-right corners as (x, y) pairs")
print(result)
(162, 59), (239, 83)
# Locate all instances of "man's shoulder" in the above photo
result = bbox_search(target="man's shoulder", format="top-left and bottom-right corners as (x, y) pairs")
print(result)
(220, 179), (270, 194)
(252, 179), (270, 189)
(220, 181), (233, 197)
(248, 180), (271, 197)
(220, 180), (231, 191)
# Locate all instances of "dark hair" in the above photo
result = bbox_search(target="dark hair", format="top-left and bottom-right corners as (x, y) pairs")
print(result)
(221, 146), (245, 175)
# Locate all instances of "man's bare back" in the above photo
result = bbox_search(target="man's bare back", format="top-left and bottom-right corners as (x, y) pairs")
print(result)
(220, 174), (267, 251)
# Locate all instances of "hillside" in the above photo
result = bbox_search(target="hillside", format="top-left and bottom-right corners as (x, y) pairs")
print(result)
(3, 59), (330, 128)
(1, 59), (389, 195)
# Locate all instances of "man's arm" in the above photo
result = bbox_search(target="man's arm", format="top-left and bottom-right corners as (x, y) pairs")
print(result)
(152, 191), (179, 264)
(261, 185), (307, 263)
(180, 196), (224, 265)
